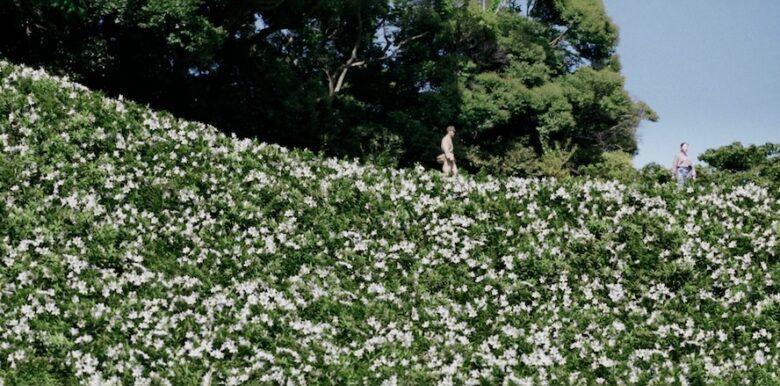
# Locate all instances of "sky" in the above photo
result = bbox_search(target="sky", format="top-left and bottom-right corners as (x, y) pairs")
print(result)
(601, 0), (780, 167)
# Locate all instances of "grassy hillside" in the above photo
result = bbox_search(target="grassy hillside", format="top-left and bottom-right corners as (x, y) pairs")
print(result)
(1, 60), (779, 385)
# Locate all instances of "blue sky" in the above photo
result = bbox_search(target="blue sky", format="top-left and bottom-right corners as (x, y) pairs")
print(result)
(602, 0), (780, 167)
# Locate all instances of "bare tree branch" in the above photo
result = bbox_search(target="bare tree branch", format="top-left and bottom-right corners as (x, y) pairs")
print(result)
(333, 43), (360, 94)
(256, 0), (286, 10)
(326, 28), (428, 95)
(324, 69), (335, 96)
(495, 0), (506, 14)
(526, 0), (536, 16)
(350, 31), (429, 67)
(550, 28), (568, 46)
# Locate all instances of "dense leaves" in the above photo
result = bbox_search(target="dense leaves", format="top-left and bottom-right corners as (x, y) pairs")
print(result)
(698, 142), (780, 191)
(0, 60), (778, 385)
(699, 142), (780, 173)
(0, 0), (654, 174)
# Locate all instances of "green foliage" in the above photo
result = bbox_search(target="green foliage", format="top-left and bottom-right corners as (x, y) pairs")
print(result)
(465, 138), (579, 178)
(578, 150), (636, 181)
(0, 0), (654, 177)
(637, 162), (673, 185)
(528, 0), (618, 65)
(465, 140), (538, 176)
(699, 142), (779, 172)
(454, 7), (654, 176)
(0, 59), (778, 384)
(699, 142), (780, 190)
(534, 139), (578, 178)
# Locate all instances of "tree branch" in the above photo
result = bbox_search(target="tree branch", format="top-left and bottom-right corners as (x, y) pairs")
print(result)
(495, 0), (506, 14)
(526, 0), (536, 16)
(256, 0), (286, 10)
(248, 25), (285, 55)
(350, 31), (428, 68)
(324, 68), (336, 96)
(550, 28), (568, 46)
(326, 15), (428, 95)
(333, 43), (360, 94)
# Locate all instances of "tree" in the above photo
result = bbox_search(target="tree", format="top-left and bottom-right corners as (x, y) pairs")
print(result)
(699, 142), (780, 172)
(698, 142), (780, 189)
(0, 0), (655, 175)
(454, 4), (656, 175)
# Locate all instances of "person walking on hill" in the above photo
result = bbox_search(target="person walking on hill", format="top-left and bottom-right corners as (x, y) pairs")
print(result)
(671, 142), (696, 185)
(437, 126), (457, 176)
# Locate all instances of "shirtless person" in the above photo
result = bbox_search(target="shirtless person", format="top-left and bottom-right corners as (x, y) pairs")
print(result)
(439, 126), (457, 176)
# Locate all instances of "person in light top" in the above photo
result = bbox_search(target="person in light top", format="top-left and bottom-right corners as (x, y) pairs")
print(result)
(671, 142), (696, 185)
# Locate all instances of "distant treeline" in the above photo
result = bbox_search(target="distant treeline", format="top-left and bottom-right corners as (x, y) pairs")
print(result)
(581, 143), (780, 190)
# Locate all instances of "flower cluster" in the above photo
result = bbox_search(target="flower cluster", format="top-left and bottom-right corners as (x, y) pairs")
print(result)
(1, 60), (779, 385)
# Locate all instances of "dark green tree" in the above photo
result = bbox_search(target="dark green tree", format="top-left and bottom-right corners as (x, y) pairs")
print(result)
(0, 0), (655, 175)
(699, 142), (780, 172)
(698, 142), (780, 189)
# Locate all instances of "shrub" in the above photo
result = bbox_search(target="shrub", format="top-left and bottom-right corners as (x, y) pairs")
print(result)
(0, 60), (779, 385)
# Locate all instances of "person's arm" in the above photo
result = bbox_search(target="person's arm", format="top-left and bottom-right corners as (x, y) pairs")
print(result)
(671, 154), (679, 176)
(691, 164), (696, 179)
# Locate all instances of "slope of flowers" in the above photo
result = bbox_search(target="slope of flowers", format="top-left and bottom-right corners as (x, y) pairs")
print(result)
(1, 60), (779, 385)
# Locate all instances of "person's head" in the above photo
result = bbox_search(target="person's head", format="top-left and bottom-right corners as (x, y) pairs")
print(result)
(446, 125), (455, 137)
(680, 142), (689, 153)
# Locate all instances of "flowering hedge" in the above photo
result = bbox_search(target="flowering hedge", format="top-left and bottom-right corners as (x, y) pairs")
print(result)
(1, 60), (779, 385)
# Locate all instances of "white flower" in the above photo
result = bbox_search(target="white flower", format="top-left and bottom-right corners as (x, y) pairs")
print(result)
(754, 350), (767, 365)
(606, 283), (625, 303)
(380, 375), (398, 386)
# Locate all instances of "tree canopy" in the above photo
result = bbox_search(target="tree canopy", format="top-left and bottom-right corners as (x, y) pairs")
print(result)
(699, 142), (780, 172)
(697, 142), (780, 189)
(0, 0), (655, 175)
